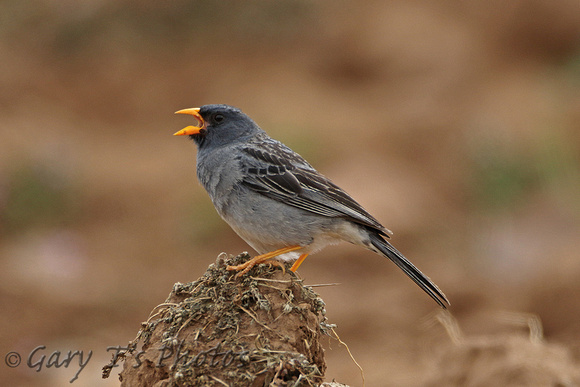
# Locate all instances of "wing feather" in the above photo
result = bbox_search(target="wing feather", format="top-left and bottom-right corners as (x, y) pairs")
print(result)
(239, 139), (390, 236)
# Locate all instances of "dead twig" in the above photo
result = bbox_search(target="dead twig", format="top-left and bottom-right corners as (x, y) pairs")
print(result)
(331, 327), (365, 387)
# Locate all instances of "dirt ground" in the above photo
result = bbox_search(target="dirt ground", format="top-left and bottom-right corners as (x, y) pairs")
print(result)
(1, 1), (579, 386)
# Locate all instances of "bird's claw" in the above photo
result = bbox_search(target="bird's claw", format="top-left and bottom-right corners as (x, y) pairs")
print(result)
(226, 258), (286, 278)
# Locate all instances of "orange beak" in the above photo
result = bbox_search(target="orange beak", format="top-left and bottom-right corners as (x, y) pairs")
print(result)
(174, 108), (206, 136)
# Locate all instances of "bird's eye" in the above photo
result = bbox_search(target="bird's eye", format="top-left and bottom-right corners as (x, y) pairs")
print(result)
(214, 114), (225, 123)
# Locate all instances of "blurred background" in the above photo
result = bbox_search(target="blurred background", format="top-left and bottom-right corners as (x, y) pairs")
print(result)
(1, 1), (579, 386)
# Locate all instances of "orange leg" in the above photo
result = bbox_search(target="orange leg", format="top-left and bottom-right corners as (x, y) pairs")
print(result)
(227, 245), (302, 277)
(290, 253), (309, 272)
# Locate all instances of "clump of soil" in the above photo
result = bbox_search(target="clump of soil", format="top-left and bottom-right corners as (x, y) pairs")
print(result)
(104, 252), (334, 386)
(425, 312), (580, 386)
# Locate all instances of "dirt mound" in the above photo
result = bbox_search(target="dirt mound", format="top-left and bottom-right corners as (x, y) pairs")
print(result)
(104, 253), (335, 386)
(425, 312), (580, 387)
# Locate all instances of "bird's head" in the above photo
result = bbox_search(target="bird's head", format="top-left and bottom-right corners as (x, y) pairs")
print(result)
(174, 104), (262, 148)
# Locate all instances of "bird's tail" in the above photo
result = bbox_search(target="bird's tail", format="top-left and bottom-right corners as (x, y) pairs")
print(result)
(369, 233), (449, 308)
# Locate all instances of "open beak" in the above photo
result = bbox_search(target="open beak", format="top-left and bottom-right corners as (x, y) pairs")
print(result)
(174, 108), (206, 136)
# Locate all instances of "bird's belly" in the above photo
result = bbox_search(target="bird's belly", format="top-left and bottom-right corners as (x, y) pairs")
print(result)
(223, 201), (365, 261)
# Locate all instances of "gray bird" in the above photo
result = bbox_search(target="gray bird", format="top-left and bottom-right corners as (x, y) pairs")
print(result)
(174, 104), (449, 308)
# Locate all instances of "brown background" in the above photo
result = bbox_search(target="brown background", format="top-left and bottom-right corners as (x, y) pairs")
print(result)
(1, 1), (579, 386)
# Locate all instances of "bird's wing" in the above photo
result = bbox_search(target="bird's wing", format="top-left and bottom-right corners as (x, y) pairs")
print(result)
(238, 139), (391, 236)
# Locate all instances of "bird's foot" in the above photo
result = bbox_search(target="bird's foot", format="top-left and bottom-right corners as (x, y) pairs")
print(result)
(226, 256), (272, 277)
(227, 245), (302, 278)
(290, 253), (309, 272)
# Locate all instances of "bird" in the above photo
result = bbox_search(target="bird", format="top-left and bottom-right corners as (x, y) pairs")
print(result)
(174, 104), (449, 308)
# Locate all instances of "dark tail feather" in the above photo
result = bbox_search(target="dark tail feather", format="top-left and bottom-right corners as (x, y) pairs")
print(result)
(369, 233), (449, 308)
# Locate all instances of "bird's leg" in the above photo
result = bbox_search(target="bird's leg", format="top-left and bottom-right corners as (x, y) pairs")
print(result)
(290, 253), (309, 272)
(227, 245), (302, 277)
